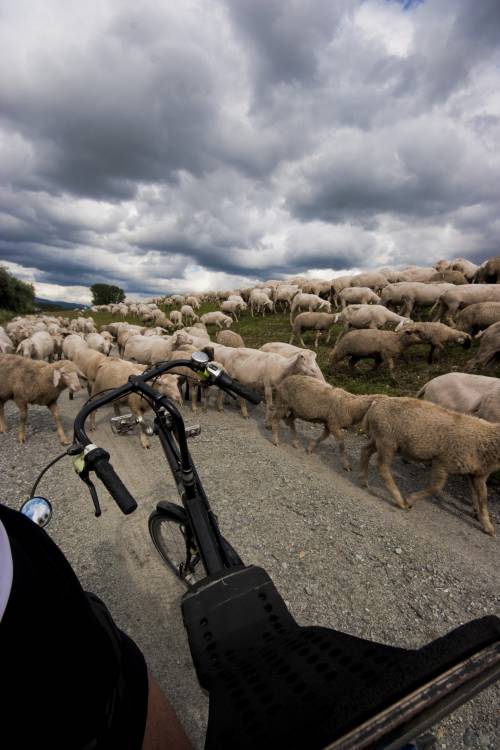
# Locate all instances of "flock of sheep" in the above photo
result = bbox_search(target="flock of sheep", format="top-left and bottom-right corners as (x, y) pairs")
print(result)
(1, 254), (500, 537)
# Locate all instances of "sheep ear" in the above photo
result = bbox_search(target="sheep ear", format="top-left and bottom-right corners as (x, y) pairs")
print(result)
(53, 368), (62, 387)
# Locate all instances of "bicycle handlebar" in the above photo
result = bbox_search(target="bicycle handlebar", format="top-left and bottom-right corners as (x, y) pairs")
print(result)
(72, 354), (261, 516)
(84, 446), (138, 515)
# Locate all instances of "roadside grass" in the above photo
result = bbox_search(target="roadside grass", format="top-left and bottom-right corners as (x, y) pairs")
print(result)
(45, 302), (500, 397)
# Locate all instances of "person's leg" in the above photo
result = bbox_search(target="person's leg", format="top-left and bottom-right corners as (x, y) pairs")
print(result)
(142, 672), (193, 750)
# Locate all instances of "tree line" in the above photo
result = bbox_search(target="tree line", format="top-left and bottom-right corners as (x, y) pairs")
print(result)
(0, 267), (126, 314)
(0, 266), (35, 314)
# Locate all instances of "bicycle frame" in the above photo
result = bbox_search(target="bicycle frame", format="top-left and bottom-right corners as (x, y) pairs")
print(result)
(73, 360), (237, 576)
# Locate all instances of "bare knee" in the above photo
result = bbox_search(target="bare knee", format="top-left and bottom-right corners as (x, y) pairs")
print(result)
(141, 672), (192, 750)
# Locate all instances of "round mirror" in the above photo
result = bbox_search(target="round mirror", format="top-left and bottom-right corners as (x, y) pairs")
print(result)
(20, 497), (53, 528)
(191, 351), (209, 367)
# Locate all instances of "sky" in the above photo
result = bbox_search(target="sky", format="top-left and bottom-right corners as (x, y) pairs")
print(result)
(0, 0), (499, 303)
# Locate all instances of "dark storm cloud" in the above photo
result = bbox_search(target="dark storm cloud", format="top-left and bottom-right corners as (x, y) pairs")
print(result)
(0, 0), (499, 298)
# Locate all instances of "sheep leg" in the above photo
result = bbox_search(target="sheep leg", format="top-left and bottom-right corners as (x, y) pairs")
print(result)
(239, 396), (249, 419)
(48, 402), (71, 446)
(113, 403), (122, 416)
(383, 355), (396, 382)
(285, 415), (300, 448)
(264, 385), (273, 427)
(138, 426), (150, 450)
(427, 345), (436, 365)
(470, 475), (495, 536)
(202, 385), (209, 411)
(348, 356), (359, 372)
(378, 458), (409, 509)
(190, 384), (198, 413)
(406, 463), (448, 508)
(370, 355), (382, 372)
(359, 439), (377, 485)
(0, 402), (6, 433)
(314, 331), (320, 349)
(307, 425), (330, 454)
(217, 389), (225, 412)
(300, 335), (306, 347)
(16, 400), (28, 444)
(289, 331), (295, 344)
(331, 424), (351, 470)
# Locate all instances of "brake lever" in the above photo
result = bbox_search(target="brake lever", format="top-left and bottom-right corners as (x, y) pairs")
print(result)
(81, 474), (102, 517)
(71, 445), (102, 517)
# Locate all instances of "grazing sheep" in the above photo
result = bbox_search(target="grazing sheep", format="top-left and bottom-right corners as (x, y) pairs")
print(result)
(200, 312), (233, 329)
(221, 299), (243, 320)
(16, 331), (55, 361)
(289, 312), (336, 348)
(90, 359), (181, 449)
(0, 355), (83, 445)
(86, 332), (112, 356)
(359, 397), (498, 535)
(334, 305), (411, 336)
(219, 349), (321, 423)
(186, 295), (201, 310)
(216, 329), (245, 348)
(249, 290), (274, 316)
(271, 375), (384, 470)
(180, 305), (198, 323)
(72, 349), (112, 396)
(339, 287), (380, 309)
(349, 272), (389, 293)
(169, 310), (183, 328)
(328, 328), (424, 380)
(62, 334), (88, 360)
(260, 342), (325, 382)
(467, 321), (500, 370)
(0, 328), (15, 354)
(400, 322), (471, 363)
(429, 270), (468, 285)
(274, 284), (300, 311)
(290, 292), (331, 321)
(454, 302), (500, 335)
(123, 331), (193, 365)
(381, 282), (452, 318)
(473, 256), (500, 284)
(434, 285), (500, 325)
(331, 276), (353, 307)
(417, 372), (500, 422)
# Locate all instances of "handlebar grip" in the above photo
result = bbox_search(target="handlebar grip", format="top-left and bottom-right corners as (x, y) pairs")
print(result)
(85, 447), (138, 515)
(216, 371), (262, 405)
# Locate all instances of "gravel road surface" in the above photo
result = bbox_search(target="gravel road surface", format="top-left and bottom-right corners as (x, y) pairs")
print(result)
(1, 389), (499, 749)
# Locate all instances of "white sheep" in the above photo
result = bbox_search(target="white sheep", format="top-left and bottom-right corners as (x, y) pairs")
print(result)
(360, 397), (499, 535)
(0, 355), (84, 445)
(180, 305), (198, 323)
(249, 290), (274, 317)
(339, 287), (380, 309)
(271, 374), (384, 470)
(290, 293), (331, 321)
(417, 372), (500, 422)
(334, 305), (411, 335)
(86, 332), (112, 356)
(16, 331), (55, 361)
(218, 348), (322, 424)
(200, 312), (233, 329)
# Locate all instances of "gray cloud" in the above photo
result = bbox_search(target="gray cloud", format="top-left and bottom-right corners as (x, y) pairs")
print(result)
(0, 0), (499, 299)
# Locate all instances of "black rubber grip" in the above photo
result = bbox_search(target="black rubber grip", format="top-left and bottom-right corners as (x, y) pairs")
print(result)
(85, 448), (138, 515)
(217, 371), (262, 405)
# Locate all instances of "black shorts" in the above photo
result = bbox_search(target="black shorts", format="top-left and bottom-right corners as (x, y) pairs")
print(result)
(0, 503), (149, 749)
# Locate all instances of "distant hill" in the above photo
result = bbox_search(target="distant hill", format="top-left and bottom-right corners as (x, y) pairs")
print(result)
(34, 297), (89, 310)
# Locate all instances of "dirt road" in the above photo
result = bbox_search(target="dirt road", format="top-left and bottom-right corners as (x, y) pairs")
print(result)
(0, 390), (499, 749)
